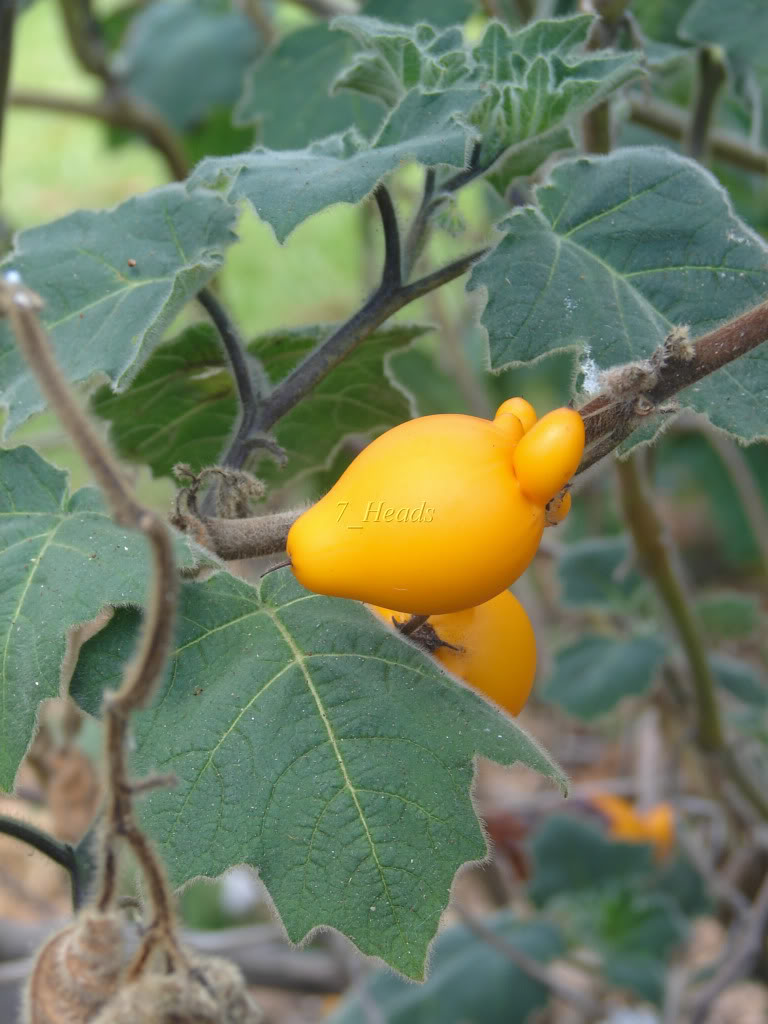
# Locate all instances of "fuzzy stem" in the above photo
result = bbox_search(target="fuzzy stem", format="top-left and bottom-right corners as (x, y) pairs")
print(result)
(253, 247), (488, 435)
(616, 456), (723, 750)
(0, 273), (183, 956)
(577, 297), (768, 473)
(197, 287), (263, 475)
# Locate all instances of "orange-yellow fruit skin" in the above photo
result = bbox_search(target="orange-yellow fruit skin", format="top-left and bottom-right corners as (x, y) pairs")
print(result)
(513, 408), (585, 505)
(287, 400), (585, 614)
(370, 590), (537, 716)
(288, 412), (545, 614)
(495, 397), (537, 433)
(591, 794), (675, 859)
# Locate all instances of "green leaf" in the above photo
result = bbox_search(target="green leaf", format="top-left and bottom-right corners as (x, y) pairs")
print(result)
(363, 0), (474, 28)
(583, 888), (686, 1004)
(694, 591), (760, 638)
(632, 0), (695, 45)
(542, 633), (668, 719)
(0, 185), (238, 435)
(529, 815), (653, 906)
(557, 536), (644, 609)
(332, 14), (641, 190)
(91, 323), (427, 483)
(90, 324), (237, 479)
(70, 569), (565, 976)
(329, 913), (564, 1023)
(0, 447), (199, 791)
(115, 0), (264, 131)
(530, 817), (689, 1004)
(189, 108), (472, 243)
(470, 148), (768, 443)
(250, 324), (425, 487)
(332, 18), (467, 108)
(235, 24), (384, 148)
(712, 653), (768, 707)
(680, 0), (768, 72)
(467, 17), (642, 170)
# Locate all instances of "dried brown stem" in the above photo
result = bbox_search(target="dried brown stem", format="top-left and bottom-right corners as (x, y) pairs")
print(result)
(0, 273), (182, 960)
(577, 297), (768, 473)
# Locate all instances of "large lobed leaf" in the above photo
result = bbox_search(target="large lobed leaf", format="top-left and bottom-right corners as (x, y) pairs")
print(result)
(332, 14), (642, 192)
(235, 24), (385, 149)
(91, 323), (427, 483)
(0, 185), (238, 435)
(470, 147), (768, 444)
(114, 0), (264, 131)
(0, 447), (200, 791)
(189, 95), (476, 243)
(70, 569), (565, 976)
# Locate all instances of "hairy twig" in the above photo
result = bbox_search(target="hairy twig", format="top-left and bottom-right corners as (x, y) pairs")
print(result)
(686, 47), (727, 161)
(454, 904), (607, 1017)
(197, 287), (264, 475)
(577, 298), (768, 473)
(251, 197), (487, 440)
(616, 455), (768, 820)
(617, 454), (722, 751)
(402, 167), (436, 280)
(628, 96), (768, 174)
(0, 271), (184, 968)
(9, 89), (189, 181)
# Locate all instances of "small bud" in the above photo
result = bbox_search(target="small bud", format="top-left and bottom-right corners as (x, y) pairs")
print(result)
(598, 362), (658, 401)
(663, 324), (694, 361)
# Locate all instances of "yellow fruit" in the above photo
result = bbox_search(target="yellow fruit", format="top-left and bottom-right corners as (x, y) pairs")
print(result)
(287, 400), (585, 614)
(495, 396), (537, 433)
(513, 408), (585, 505)
(371, 590), (537, 716)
